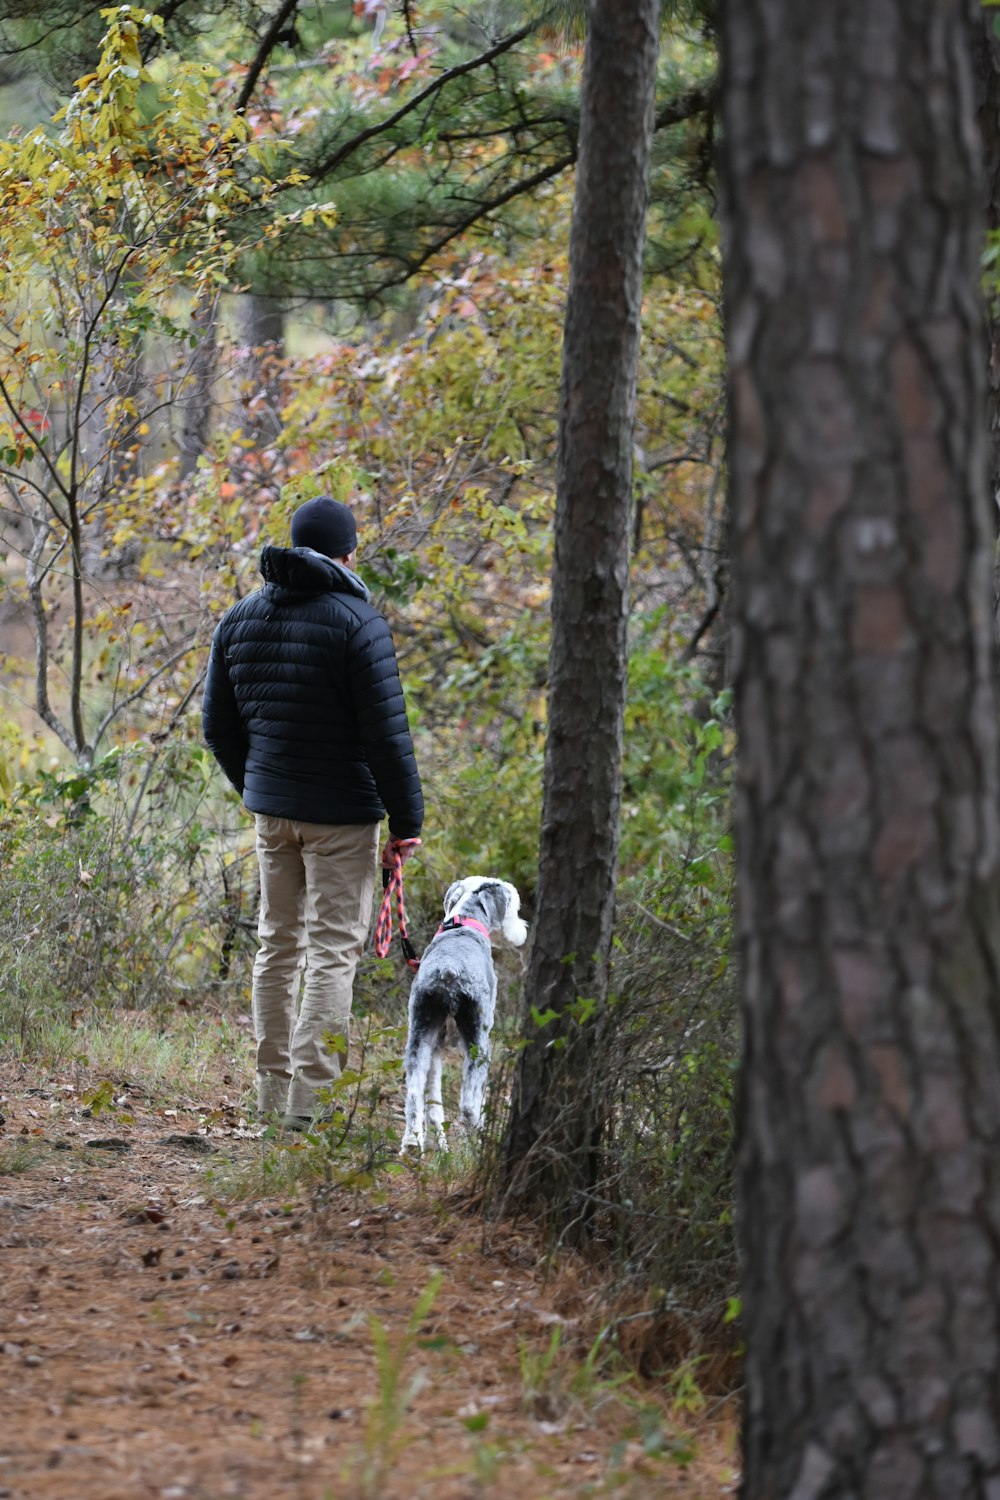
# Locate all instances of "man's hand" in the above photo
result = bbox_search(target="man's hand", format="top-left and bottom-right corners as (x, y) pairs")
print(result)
(382, 835), (421, 869)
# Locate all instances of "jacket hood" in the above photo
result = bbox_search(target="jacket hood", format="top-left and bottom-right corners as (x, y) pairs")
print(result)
(260, 545), (371, 603)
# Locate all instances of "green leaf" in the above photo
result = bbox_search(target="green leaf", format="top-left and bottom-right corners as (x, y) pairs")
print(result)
(82, 1079), (115, 1116)
(530, 1005), (558, 1029)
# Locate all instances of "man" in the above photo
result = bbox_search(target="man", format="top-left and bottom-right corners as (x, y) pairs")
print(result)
(202, 495), (423, 1128)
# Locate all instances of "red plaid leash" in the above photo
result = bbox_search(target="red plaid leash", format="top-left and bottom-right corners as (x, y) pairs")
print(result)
(373, 839), (422, 970)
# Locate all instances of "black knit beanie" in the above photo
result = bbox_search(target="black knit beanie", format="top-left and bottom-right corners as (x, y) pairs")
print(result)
(290, 496), (358, 559)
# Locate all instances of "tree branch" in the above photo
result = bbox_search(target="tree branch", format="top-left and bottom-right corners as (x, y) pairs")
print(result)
(310, 25), (534, 182)
(122, 664), (206, 845)
(93, 636), (200, 754)
(262, 80), (716, 303)
(234, 0), (301, 115)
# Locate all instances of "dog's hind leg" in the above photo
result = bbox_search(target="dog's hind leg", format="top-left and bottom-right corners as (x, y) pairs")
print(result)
(401, 1028), (436, 1154)
(426, 1049), (448, 1151)
(458, 1018), (491, 1135)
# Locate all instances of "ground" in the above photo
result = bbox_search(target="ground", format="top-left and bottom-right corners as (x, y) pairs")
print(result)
(0, 1060), (739, 1500)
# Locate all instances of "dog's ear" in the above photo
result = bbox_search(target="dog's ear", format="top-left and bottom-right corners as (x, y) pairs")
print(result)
(500, 883), (528, 947)
(443, 879), (468, 916)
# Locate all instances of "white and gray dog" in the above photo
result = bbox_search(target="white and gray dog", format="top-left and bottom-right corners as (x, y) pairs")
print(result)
(400, 877), (527, 1154)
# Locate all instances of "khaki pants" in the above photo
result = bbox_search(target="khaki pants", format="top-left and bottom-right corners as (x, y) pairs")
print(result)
(252, 814), (379, 1118)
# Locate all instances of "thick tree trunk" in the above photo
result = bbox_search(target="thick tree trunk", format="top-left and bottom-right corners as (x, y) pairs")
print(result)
(720, 2), (1000, 1495)
(501, 0), (660, 1220)
(972, 10), (1000, 631)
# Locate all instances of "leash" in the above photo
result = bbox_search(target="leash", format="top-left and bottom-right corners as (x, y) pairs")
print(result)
(373, 839), (422, 970)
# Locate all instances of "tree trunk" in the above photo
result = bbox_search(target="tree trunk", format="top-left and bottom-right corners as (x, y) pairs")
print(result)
(501, 0), (660, 1223)
(177, 294), (219, 480)
(972, 9), (1000, 633)
(720, 1), (1000, 1495)
(238, 292), (284, 446)
(243, 292), (285, 355)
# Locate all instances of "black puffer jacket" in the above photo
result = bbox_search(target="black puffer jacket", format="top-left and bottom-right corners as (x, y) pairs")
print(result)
(201, 546), (423, 837)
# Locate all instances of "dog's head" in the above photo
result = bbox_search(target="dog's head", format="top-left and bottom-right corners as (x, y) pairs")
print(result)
(443, 877), (528, 947)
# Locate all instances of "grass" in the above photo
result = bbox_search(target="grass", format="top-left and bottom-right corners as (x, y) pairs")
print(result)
(354, 1272), (443, 1498)
(0, 1139), (45, 1175)
(73, 1012), (252, 1098)
(0, 1002), (254, 1106)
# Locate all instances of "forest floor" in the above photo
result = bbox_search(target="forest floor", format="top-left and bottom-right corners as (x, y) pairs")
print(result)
(0, 1048), (739, 1500)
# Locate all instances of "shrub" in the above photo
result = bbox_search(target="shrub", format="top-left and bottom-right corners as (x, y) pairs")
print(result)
(0, 742), (255, 1054)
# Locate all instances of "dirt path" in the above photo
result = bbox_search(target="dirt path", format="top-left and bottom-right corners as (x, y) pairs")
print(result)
(0, 1065), (738, 1500)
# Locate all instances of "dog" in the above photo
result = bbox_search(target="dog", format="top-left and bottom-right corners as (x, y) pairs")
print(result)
(400, 877), (527, 1154)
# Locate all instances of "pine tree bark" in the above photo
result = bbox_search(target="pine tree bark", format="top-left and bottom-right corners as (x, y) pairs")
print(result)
(972, 9), (1000, 631)
(501, 0), (660, 1220)
(720, 1), (1000, 1494)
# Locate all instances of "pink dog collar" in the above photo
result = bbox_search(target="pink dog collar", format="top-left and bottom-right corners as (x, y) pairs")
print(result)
(434, 916), (491, 943)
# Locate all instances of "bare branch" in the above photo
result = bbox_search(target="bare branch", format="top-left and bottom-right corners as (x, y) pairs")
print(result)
(0, 373), (71, 517)
(122, 664), (207, 844)
(93, 636), (200, 753)
(234, 0), (301, 115)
